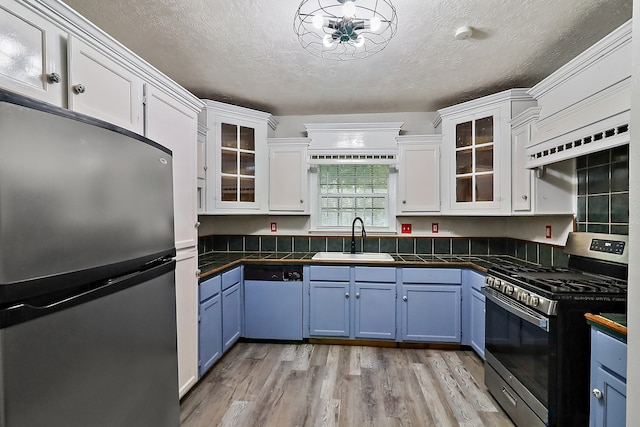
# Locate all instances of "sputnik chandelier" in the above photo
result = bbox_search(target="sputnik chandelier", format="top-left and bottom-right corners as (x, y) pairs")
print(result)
(294, 0), (398, 61)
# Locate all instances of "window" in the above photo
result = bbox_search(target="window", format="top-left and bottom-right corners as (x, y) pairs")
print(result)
(317, 164), (390, 228)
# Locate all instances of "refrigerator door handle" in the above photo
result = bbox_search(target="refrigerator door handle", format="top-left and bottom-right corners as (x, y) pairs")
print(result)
(1, 260), (175, 328)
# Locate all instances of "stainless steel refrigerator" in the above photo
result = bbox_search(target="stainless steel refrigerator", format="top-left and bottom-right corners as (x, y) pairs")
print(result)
(0, 90), (180, 426)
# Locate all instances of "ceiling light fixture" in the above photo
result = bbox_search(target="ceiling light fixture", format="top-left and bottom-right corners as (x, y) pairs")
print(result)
(294, 0), (398, 61)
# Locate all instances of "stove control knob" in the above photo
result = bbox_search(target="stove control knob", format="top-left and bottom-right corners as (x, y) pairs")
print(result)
(530, 296), (540, 307)
(505, 285), (515, 295)
(520, 292), (530, 304)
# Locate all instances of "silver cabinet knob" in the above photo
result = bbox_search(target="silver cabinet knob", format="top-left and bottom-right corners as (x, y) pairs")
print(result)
(522, 195), (528, 200)
(195, 269), (201, 277)
(47, 72), (61, 84)
(195, 221), (201, 228)
(403, 296), (408, 301)
(402, 200), (406, 204)
(345, 292), (349, 299)
(73, 84), (86, 94)
(592, 388), (603, 399)
(355, 292), (360, 299)
(300, 200), (304, 203)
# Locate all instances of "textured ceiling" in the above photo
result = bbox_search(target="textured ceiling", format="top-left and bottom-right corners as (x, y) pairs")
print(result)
(61, 0), (632, 116)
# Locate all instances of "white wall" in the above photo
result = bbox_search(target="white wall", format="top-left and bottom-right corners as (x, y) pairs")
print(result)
(273, 112), (437, 138)
(627, 2), (639, 423)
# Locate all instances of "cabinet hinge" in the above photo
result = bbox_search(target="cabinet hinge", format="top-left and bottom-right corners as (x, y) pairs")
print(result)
(198, 314), (201, 323)
(142, 95), (147, 105)
(198, 360), (201, 368)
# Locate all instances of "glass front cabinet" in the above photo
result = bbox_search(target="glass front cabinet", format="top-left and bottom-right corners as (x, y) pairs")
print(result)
(437, 89), (536, 214)
(199, 100), (278, 213)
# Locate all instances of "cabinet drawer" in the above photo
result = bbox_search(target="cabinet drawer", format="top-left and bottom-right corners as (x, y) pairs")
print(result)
(402, 268), (461, 284)
(222, 267), (241, 290)
(593, 329), (627, 378)
(199, 275), (221, 302)
(354, 266), (396, 283)
(309, 266), (350, 281)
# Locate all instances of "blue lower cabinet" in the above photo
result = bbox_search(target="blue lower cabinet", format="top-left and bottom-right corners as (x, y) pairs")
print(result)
(400, 284), (461, 342)
(590, 327), (627, 427)
(470, 288), (485, 358)
(309, 281), (350, 337)
(198, 276), (222, 378)
(222, 282), (241, 352)
(354, 282), (396, 339)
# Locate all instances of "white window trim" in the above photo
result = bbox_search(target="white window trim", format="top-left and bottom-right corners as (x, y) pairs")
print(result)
(308, 164), (397, 234)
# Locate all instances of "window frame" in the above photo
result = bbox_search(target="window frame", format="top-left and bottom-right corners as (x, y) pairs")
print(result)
(309, 163), (397, 234)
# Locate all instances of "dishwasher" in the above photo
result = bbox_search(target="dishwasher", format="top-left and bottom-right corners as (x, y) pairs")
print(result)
(243, 265), (304, 340)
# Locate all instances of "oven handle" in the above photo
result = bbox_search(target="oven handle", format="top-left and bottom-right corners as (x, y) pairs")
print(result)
(482, 287), (550, 332)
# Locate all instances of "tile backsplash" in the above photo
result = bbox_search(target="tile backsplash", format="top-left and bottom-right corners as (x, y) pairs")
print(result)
(576, 146), (629, 235)
(199, 235), (569, 267)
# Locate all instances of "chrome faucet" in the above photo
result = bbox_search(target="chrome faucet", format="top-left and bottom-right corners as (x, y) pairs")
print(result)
(350, 217), (366, 254)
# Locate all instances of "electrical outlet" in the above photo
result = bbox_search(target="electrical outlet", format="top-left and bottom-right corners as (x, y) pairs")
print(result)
(432, 223), (439, 233)
(545, 225), (552, 239)
(401, 224), (412, 234)
(271, 222), (277, 232)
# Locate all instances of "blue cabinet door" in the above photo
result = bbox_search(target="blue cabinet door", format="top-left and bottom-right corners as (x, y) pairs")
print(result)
(198, 292), (222, 378)
(401, 284), (461, 342)
(590, 328), (627, 427)
(309, 281), (350, 337)
(591, 367), (626, 427)
(470, 288), (485, 359)
(354, 282), (396, 339)
(222, 282), (241, 353)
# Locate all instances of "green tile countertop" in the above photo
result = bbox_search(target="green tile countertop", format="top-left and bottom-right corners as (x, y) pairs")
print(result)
(197, 252), (536, 280)
(586, 312), (628, 341)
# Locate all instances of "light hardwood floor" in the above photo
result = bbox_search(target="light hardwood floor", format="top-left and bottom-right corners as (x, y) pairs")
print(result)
(180, 342), (514, 427)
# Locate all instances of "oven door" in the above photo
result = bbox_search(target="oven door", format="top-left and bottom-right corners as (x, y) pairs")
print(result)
(483, 287), (550, 424)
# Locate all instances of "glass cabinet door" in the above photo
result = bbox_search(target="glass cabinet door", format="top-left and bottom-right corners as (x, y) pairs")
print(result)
(220, 123), (255, 202)
(455, 116), (494, 203)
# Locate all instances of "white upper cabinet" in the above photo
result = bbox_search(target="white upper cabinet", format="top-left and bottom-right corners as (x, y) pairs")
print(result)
(199, 100), (278, 214)
(0, 4), (145, 135)
(0, 1), (66, 106)
(145, 85), (199, 250)
(436, 89), (537, 215)
(197, 123), (207, 214)
(511, 107), (575, 215)
(268, 138), (309, 213)
(68, 35), (144, 134)
(397, 135), (441, 213)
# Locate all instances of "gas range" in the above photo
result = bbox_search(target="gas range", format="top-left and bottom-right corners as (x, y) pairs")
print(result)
(483, 232), (628, 427)
(485, 232), (628, 316)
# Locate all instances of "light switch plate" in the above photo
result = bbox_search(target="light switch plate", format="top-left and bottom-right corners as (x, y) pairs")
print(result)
(545, 225), (552, 239)
(271, 222), (277, 232)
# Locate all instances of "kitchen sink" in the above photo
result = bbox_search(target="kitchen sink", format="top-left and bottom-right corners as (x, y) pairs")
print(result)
(311, 252), (395, 262)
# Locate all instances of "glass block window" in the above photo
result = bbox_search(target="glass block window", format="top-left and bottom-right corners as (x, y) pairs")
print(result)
(576, 145), (629, 235)
(317, 164), (389, 227)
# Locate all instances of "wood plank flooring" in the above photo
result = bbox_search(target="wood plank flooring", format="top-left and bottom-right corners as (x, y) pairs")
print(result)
(180, 342), (514, 427)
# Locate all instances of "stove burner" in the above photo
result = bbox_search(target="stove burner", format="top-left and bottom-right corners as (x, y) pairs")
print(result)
(490, 264), (627, 295)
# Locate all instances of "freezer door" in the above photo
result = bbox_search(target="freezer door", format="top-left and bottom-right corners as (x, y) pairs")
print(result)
(0, 263), (178, 427)
(0, 91), (175, 302)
